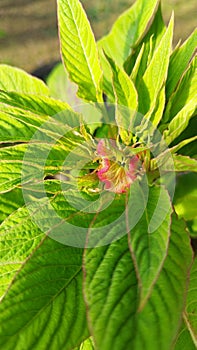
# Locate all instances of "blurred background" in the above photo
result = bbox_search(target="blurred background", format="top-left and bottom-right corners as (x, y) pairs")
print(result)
(0, 0), (196, 73)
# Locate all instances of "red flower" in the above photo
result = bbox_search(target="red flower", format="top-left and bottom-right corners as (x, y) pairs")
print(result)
(97, 139), (140, 194)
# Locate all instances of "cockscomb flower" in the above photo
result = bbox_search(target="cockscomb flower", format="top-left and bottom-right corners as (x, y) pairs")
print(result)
(96, 139), (141, 194)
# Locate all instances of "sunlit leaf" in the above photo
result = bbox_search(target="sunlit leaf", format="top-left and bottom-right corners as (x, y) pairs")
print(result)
(166, 28), (197, 99)
(138, 14), (174, 114)
(0, 64), (49, 95)
(164, 56), (197, 122)
(58, 0), (103, 102)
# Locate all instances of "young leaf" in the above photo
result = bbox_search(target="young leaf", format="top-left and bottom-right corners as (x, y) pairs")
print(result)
(127, 3), (166, 80)
(0, 64), (49, 95)
(98, 0), (159, 100)
(0, 237), (88, 350)
(58, 0), (103, 102)
(164, 56), (197, 122)
(163, 99), (196, 145)
(73, 338), (95, 350)
(138, 14), (174, 115)
(99, 0), (160, 67)
(106, 55), (138, 143)
(166, 28), (197, 99)
(172, 155), (197, 173)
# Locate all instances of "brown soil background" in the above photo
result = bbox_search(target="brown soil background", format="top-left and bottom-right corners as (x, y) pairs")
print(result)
(0, 0), (196, 73)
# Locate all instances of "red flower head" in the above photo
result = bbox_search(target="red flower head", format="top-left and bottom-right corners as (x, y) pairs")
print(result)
(97, 139), (140, 194)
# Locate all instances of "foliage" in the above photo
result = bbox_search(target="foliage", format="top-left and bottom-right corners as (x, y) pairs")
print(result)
(0, 0), (196, 349)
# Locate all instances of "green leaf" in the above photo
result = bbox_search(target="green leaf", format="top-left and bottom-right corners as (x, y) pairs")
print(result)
(164, 56), (197, 122)
(174, 173), (197, 221)
(174, 324), (196, 350)
(84, 235), (138, 350)
(106, 55), (138, 143)
(127, 3), (166, 80)
(166, 28), (197, 99)
(74, 338), (95, 350)
(169, 135), (197, 155)
(99, 0), (160, 67)
(98, 0), (159, 100)
(0, 236), (88, 350)
(0, 102), (83, 145)
(172, 155), (197, 173)
(0, 188), (24, 224)
(106, 56), (138, 110)
(183, 257), (197, 347)
(128, 185), (172, 306)
(0, 205), (44, 297)
(58, 0), (103, 102)
(148, 85), (166, 127)
(0, 64), (49, 95)
(0, 143), (61, 193)
(46, 62), (81, 106)
(163, 99), (196, 145)
(84, 213), (192, 350)
(138, 14), (174, 114)
(0, 90), (70, 115)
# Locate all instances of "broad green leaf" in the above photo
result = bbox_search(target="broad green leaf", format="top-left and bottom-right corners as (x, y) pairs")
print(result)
(84, 235), (138, 350)
(133, 214), (193, 349)
(46, 62), (82, 106)
(138, 14), (174, 114)
(0, 90), (70, 115)
(58, 0), (103, 102)
(0, 103), (83, 146)
(0, 205), (45, 297)
(98, 0), (159, 100)
(163, 99), (196, 145)
(84, 213), (192, 350)
(183, 257), (197, 347)
(174, 173), (197, 221)
(0, 135), (90, 194)
(164, 56), (197, 122)
(106, 55), (138, 143)
(0, 188), (24, 224)
(128, 185), (172, 305)
(0, 236), (88, 350)
(0, 143), (63, 193)
(166, 28), (197, 99)
(0, 64), (49, 95)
